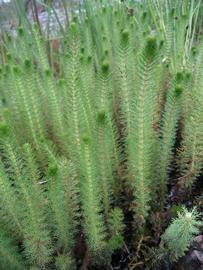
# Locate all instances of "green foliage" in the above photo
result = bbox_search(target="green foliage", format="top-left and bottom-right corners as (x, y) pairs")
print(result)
(0, 0), (202, 269)
(80, 135), (107, 251)
(0, 232), (25, 270)
(55, 255), (76, 270)
(150, 207), (202, 269)
(107, 208), (125, 253)
(178, 39), (203, 188)
(47, 158), (79, 252)
(162, 207), (202, 262)
(22, 144), (53, 267)
(156, 72), (184, 206)
(108, 207), (125, 235)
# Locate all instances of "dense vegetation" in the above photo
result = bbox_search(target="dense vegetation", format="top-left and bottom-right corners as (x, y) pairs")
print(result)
(0, 0), (203, 269)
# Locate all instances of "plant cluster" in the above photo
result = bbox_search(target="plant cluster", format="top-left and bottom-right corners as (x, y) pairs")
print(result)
(0, 0), (203, 269)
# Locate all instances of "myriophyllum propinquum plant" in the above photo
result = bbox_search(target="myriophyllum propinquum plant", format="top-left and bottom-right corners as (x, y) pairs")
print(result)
(0, 0), (202, 269)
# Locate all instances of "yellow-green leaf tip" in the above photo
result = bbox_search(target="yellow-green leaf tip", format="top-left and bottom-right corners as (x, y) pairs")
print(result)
(80, 47), (85, 54)
(87, 55), (92, 62)
(175, 84), (183, 96)
(192, 46), (197, 55)
(58, 78), (66, 86)
(102, 6), (106, 13)
(159, 39), (164, 48)
(24, 58), (32, 68)
(97, 109), (106, 122)
(176, 71), (184, 82)
(73, 16), (78, 23)
(0, 122), (10, 138)
(17, 26), (24, 36)
(121, 29), (129, 43)
(13, 65), (20, 74)
(71, 22), (78, 34)
(185, 72), (192, 80)
(145, 35), (157, 57)
(82, 134), (90, 144)
(48, 163), (58, 176)
(44, 69), (51, 77)
(142, 11), (147, 20)
(6, 53), (12, 61)
(7, 34), (12, 42)
(101, 60), (110, 75)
